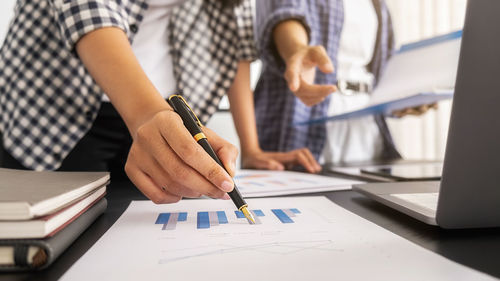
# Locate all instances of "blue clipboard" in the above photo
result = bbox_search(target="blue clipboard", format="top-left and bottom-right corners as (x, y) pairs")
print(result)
(294, 92), (453, 126)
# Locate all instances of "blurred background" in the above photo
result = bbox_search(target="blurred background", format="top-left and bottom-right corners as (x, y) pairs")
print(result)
(0, 0), (468, 165)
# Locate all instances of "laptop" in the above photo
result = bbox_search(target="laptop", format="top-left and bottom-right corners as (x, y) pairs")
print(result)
(353, 0), (500, 229)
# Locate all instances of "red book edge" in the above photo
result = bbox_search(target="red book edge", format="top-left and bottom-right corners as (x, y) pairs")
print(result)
(43, 191), (107, 238)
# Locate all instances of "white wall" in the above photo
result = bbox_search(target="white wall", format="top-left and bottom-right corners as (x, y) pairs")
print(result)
(0, 1), (16, 43)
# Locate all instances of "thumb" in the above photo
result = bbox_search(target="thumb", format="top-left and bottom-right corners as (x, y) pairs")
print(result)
(309, 46), (334, 74)
(204, 128), (238, 177)
(284, 57), (302, 92)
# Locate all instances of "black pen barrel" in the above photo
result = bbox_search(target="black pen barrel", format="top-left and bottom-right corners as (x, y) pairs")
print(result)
(198, 138), (247, 209)
(227, 183), (246, 208)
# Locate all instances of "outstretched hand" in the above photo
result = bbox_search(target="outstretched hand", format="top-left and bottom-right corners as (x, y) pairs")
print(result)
(284, 45), (337, 106)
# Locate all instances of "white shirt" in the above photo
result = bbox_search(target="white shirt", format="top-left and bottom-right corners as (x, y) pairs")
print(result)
(102, 0), (186, 101)
(322, 0), (384, 164)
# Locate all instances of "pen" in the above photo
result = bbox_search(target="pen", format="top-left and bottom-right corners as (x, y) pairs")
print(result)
(167, 94), (256, 224)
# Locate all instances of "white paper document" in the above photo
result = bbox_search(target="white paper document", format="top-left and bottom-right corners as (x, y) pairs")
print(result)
(368, 34), (460, 105)
(234, 169), (362, 197)
(61, 197), (495, 281)
(296, 32), (461, 125)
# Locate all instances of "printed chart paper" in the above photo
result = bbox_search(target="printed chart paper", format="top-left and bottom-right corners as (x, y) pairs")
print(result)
(234, 169), (362, 197)
(61, 198), (495, 281)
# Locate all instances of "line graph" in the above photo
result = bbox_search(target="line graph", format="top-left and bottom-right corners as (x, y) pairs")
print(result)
(158, 240), (343, 264)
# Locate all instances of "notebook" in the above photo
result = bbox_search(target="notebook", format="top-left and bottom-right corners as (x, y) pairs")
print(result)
(0, 168), (109, 220)
(0, 186), (106, 239)
(0, 198), (107, 271)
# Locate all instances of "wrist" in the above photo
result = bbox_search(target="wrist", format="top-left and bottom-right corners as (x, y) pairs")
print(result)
(241, 146), (263, 158)
(120, 98), (174, 137)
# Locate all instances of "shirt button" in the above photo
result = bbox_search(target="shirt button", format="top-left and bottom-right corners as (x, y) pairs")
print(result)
(129, 24), (138, 33)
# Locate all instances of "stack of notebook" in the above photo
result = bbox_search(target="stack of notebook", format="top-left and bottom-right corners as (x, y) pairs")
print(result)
(0, 168), (110, 271)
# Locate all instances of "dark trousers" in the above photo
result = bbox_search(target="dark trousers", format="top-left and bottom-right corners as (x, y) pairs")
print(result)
(0, 103), (132, 178)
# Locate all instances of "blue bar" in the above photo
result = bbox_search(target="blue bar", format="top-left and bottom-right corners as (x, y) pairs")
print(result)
(272, 209), (294, 223)
(155, 213), (171, 224)
(235, 211), (245, 218)
(217, 211), (228, 224)
(178, 212), (187, 221)
(197, 212), (210, 229)
(290, 208), (301, 214)
(248, 181), (265, 186)
(253, 210), (265, 217)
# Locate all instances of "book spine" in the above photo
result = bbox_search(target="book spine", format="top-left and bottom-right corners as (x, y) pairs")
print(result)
(0, 198), (107, 271)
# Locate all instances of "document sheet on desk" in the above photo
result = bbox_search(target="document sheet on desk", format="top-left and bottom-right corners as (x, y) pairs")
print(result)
(61, 197), (495, 281)
(234, 169), (362, 197)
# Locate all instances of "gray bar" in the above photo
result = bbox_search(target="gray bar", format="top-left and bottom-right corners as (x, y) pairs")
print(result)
(209, 211), (219, 226)
(250, 210), (262, 224)
(163, 212), (179, 230)
(283, 209), (296, 218)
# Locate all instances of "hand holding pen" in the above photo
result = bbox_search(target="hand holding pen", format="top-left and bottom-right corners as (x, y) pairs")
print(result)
(125, 97), (239, 205)
(168, 95), (256, 223)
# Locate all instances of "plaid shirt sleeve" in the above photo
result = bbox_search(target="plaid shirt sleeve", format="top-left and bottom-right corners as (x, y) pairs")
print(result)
(234, 0), (258, 61)
(0, 0), (146, 170)
(256, 0), (321, 74)
(49, 0), (144, 51)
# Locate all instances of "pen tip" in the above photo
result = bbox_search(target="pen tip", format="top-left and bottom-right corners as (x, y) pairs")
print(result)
(241, 207), (256, 224)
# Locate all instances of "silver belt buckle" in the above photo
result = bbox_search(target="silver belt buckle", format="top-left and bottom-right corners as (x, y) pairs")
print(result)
(337, 80), (353, 96)
(359, 83), (373, 93)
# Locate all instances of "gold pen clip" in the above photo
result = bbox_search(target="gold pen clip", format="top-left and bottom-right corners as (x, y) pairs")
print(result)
(168, 95), (203, 128)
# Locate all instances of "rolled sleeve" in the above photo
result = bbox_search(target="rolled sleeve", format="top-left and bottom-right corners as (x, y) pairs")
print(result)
(256, 0), (317, 74)
(50, 0), (134, 51)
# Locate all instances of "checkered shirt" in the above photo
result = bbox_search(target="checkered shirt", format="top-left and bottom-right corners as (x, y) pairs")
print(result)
(169, 0), (257, 124)
(0, 0), (256, 171)
(254, 0), (400, 160)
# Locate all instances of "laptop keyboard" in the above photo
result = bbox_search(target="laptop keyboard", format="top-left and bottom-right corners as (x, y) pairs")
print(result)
(390, 193), (439, 211)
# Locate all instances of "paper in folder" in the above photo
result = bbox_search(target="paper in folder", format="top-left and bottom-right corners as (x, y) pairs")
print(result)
(296, 31), (461, 126)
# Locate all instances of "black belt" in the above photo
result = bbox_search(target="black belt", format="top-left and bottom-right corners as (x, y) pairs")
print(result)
(337, 80), (372, 94)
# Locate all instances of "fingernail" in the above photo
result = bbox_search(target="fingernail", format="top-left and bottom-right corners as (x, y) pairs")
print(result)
(221, 181), (234, 192)
(231, 161), (236, 172)
(222, 193), (231, 200)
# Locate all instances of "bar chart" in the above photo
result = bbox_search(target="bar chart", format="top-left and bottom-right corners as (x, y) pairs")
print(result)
(196, 211), (228, 229)
(235, 209), (265, 224)
(155, 212), (188, 230)
(155, 208), (302, 230)
(271, 208), (301, 223)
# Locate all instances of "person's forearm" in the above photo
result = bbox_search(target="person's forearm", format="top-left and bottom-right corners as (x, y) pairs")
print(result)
(273, 20), (309, 61)
(76, 27), (170, 136)
(227, 61), (261, 156)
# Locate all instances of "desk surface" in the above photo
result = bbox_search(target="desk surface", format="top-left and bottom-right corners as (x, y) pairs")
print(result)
(2, 178), (500, 281)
